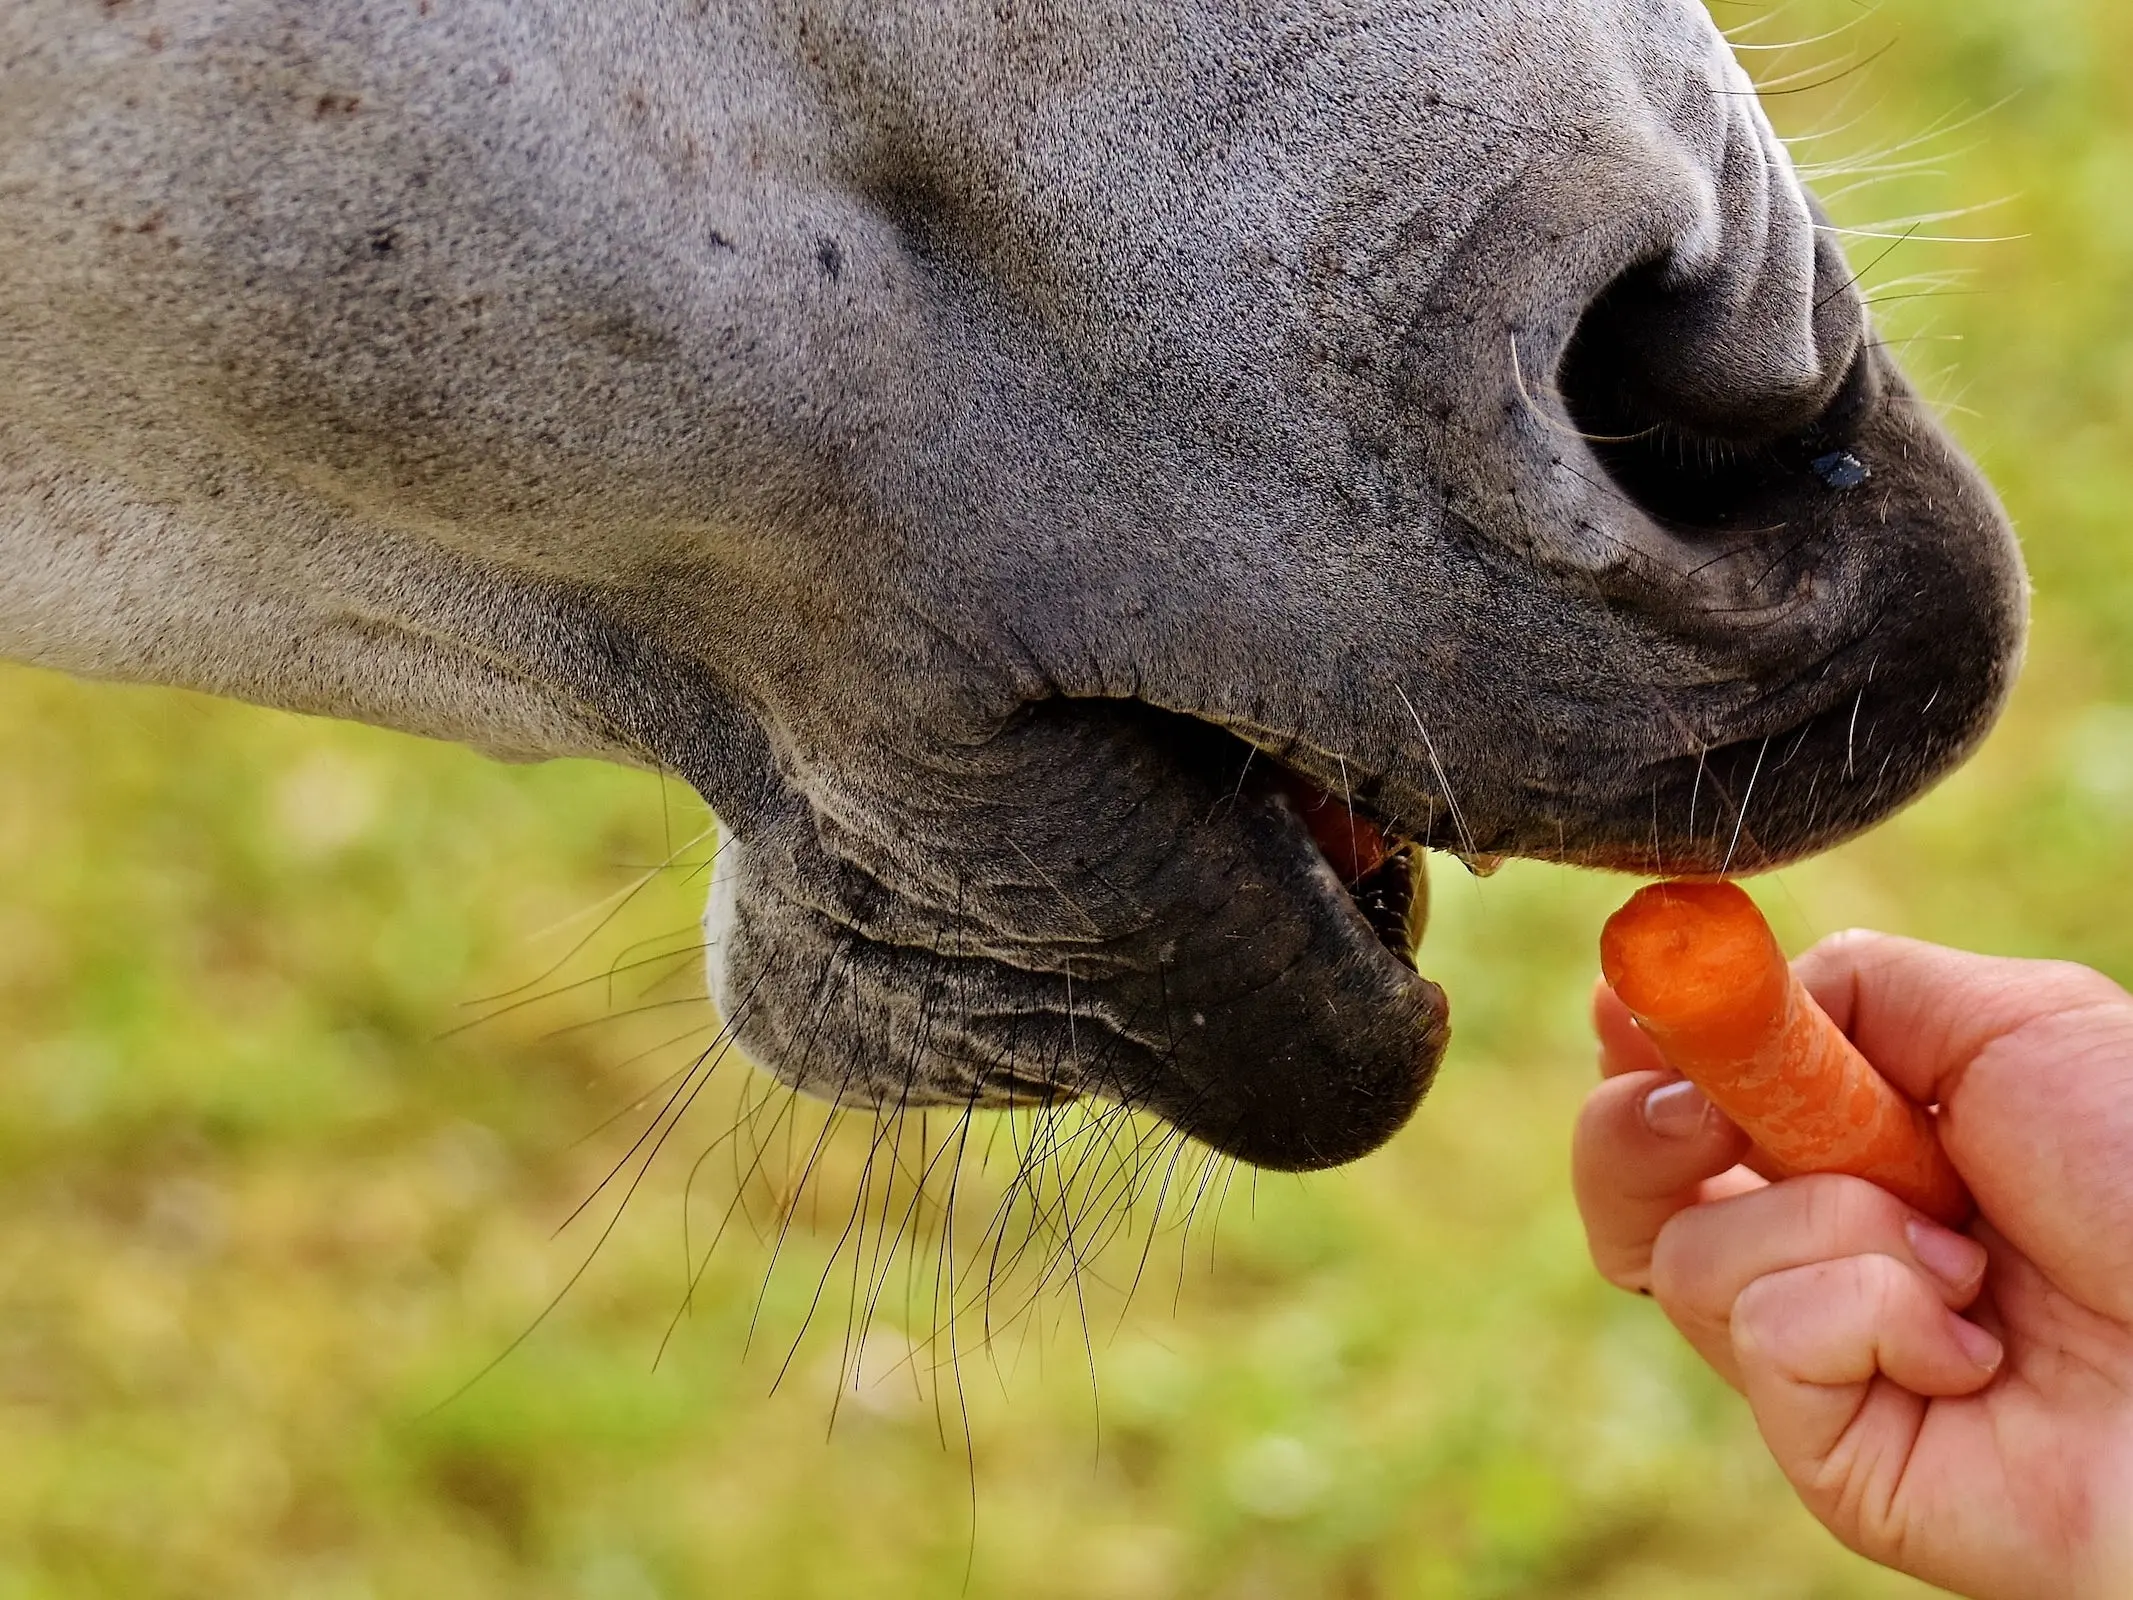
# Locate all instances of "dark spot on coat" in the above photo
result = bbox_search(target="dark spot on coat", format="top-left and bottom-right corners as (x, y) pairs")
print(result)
(816, 238), (843, 280)
(865, 163), (994, 274)
(315, 93), (361, 117)
(368, 225), (398, 256)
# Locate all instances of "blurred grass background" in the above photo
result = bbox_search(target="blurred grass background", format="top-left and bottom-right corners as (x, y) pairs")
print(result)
(4, 1), (2132, 1594)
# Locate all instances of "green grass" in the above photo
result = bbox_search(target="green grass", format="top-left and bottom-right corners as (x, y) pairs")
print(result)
(4, 2), (2132, 1594)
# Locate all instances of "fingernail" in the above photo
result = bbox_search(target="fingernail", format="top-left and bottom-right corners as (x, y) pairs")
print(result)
(1641, 1080), (1710, 1140)
(1906, 1217), (1988, 1294)
(1950, 1315), (2004, 1374)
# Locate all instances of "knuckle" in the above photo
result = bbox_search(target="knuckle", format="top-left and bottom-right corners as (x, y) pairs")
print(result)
(1729, 1269), (1797, 1352)
(1848, 1250), (1914, 1320)
(1799, 927), (1892, 977)
(1818, 927), (1885, 958)
(1730, 1268), (1782, 1325)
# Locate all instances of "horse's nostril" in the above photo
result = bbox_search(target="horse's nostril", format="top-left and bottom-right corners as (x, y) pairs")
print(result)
(1558, 183), (1866, 435)
(1555, 256), (1878, 535)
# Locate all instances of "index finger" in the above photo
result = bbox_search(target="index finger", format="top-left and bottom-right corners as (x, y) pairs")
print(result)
(1792, 931), (2128, 1105)
(1593, 976), (1787, 1183)
(1594, 979), (1668, 1078)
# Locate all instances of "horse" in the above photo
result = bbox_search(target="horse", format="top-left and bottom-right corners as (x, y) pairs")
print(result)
(0, 0), (2025, 1171)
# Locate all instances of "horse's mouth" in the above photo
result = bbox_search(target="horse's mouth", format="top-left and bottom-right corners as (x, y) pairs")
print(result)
(713, 585), (2016, 1176)
(1266, 766), (1432, 970)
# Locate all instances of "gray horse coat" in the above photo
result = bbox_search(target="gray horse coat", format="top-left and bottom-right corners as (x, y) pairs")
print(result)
(0, 0), (2025, 1168)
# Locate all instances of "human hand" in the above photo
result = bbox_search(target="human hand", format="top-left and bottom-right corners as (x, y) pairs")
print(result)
(1573, 930), (2133, 1600)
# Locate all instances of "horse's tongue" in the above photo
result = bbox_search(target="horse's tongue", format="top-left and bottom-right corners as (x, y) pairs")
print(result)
(1272, 771), (1392, 884)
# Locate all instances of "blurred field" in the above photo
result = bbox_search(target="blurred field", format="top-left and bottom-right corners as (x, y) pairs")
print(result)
(5, 2), (2133, 1595)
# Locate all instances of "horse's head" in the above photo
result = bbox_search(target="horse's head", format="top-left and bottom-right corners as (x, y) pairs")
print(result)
(0, 0), (2024, 1169)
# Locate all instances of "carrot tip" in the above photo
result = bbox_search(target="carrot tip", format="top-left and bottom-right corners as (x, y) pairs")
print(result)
(1600, 880), (1783, 1031)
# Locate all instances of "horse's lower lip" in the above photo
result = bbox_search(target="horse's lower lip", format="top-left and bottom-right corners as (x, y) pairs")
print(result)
(1272, 766), (1428, 965)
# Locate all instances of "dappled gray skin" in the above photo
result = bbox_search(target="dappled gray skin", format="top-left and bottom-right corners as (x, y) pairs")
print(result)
(1, 0), (2025, 1169)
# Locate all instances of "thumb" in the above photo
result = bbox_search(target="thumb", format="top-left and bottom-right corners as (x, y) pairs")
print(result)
(1792, 931), (2126, 1107)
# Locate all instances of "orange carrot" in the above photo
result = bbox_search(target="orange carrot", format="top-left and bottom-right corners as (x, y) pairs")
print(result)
(1601, 880), (1971, 1227)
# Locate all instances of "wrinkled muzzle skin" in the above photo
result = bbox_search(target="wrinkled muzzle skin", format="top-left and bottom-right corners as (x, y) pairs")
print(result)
(0, 0), (2026, 1170)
